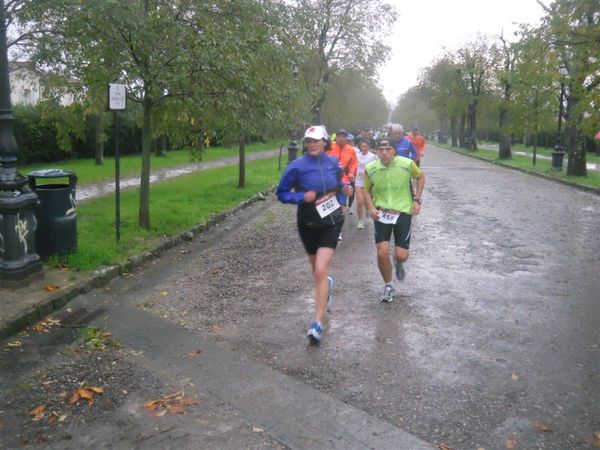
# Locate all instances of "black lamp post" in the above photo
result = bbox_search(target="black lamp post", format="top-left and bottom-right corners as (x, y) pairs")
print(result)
(551, 64), (568, 171)
(287, 65), (299, 164)
(0, 0), (42, 286)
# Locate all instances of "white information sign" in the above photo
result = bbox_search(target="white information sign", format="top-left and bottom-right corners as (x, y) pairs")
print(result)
(108, 83), (127, 110)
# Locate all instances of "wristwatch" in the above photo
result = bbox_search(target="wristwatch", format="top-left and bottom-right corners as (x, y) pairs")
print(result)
(413, 198), (422, 205)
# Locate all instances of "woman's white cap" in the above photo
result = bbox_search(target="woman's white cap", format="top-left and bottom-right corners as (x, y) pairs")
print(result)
(304, 125), (328, 140)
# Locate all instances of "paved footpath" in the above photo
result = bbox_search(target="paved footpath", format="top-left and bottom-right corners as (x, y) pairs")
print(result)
(1, 144), (597, 449)
(1, 199), (431, 449)
(1, 146), (431, 449)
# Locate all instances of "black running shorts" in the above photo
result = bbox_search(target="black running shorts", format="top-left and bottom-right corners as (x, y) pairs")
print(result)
(298, 221), (344, 255)
(373, 213), (412, 249)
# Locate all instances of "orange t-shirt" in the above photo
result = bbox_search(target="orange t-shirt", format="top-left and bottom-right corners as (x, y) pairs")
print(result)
(326, 143), (358, 183)
(409, 134), (425, 159)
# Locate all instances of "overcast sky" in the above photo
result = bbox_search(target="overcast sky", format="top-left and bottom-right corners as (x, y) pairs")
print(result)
(379, 0), (547, 104)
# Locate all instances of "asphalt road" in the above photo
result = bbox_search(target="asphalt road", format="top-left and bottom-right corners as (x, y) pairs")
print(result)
(2, 144), (598, 449)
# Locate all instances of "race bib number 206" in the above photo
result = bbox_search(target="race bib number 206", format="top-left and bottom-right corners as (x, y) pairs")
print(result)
(315, 193), (341, 218)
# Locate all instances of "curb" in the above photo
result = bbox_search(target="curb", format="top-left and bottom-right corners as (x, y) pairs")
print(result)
(0, 188), (275, 340)
(438, 145), (600, 195)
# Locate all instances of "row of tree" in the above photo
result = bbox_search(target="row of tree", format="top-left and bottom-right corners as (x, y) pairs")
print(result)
(391, 0), (599, 177)
(7, 0), (397, 228)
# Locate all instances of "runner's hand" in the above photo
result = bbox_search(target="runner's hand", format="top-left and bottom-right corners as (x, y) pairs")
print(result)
(342, 185), (353, 196)
(369, 209), (379, 221)
(412, 202), (421, 215)
(304, 191), (317, 203)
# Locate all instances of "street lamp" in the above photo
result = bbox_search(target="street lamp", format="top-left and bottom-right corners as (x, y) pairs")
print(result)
(551, 64), (568, 170)
(0, 0), (43, 286)
(287, 64), (299, 164)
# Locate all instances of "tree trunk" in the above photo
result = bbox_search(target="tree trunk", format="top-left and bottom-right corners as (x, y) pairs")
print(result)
(498, 107), (511, 159)
(94, 112), (104, 165)
(450, 116), (458, 147)
(498, 83), (511, 159)
(565, 94), (587, 177)
(156, 135), (167, 157)
(469, 102), (478, 151)
(238, 132), (246, 188)
(459, 113), (466, 148)
(138, 96), (152, 229)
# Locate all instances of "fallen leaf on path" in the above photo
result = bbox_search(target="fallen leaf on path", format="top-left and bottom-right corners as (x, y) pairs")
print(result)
(437, 444), (455, 450)
(211, 323), (224, 331)
(78, 388), (94, 400)
(143, 400), (162, 412)
(6, 340), (22, 347)
(159, 291), (169, 296)
(253, 427), (264, 433)
(28, 404), (46, 421)
(505, 437), (517, 449)
(31, 317), (61, 333)
(47, 411), (60, 424)
(67, 386), (104, 405)
(67, 391), (80, 405)
(144, 390), (199, 416)
(533, 423), (552, 432)
(187, 349), (202, 357)
(511, 372), (519, 381)
(44, 284), (61, 291)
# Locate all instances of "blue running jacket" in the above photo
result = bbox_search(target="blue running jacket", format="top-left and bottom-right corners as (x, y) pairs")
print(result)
(277, 153), (348, 227)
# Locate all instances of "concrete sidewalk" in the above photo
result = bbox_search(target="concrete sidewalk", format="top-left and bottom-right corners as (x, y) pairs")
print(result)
(1, 148), (282, 339)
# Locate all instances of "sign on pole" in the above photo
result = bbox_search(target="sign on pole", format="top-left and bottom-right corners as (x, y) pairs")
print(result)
(107, 83), (127, 242)
(108, 83), (127, 111)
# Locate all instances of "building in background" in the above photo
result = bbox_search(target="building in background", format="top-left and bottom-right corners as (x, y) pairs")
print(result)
(9, 61), (75, 106)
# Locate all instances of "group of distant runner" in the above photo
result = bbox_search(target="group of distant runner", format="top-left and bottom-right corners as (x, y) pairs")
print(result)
(276, 124), (426, 344)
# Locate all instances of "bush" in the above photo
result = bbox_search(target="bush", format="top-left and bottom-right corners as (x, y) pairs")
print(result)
(13, 104), (67, 164)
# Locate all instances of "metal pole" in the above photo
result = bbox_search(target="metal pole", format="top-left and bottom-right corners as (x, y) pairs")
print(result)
(114, 111), (121, 242)
(558, 81), (564, 136)
(0, 0), (43, 286)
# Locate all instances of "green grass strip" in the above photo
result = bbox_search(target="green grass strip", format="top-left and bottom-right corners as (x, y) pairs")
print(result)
(438, 143), (600, 189)
(21, 141), (283, 186)
(48, 157), (282, 272)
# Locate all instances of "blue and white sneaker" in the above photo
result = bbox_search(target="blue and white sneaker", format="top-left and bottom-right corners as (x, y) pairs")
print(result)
(326, 275), (335, 310)
(307, 321), (324, 344)
(379, 284), (395, 303)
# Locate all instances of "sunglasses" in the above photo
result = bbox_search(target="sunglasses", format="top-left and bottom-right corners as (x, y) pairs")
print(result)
(377, 144), (392, 150)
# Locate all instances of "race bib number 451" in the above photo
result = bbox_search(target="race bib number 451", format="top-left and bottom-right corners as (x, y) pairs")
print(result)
(378, 209), (400, 224)
(315, 193), (341, 218)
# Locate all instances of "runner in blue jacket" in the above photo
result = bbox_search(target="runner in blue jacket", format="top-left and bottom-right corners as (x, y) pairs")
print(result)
(277, 125), (353, 344)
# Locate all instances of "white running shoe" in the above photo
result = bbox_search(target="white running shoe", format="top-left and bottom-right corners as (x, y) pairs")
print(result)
(379, 284), (395, 303)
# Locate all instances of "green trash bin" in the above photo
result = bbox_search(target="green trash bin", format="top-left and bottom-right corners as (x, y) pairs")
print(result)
(27, 169), (77, 259)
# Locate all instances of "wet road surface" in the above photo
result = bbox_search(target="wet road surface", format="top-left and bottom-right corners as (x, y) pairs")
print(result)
(2, 145), (598, 449)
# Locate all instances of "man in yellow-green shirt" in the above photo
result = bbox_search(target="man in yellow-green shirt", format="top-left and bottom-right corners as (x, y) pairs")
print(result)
(363, 137), (425, 302)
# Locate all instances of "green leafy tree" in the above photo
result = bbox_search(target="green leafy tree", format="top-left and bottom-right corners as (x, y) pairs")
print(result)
(455, 36), (497, 151)
(290, 0), (396, 122)
(418, 54), (467, 146)
(538, 0), (599, 176)
(320, 71), (388, 132)
(390, 86), (438, 134)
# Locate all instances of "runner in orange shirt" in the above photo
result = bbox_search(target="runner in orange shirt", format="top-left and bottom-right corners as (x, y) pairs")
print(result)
(327, 129), (358, 185)
(326, 129), (358, 240)
(408, 126), (426, 167)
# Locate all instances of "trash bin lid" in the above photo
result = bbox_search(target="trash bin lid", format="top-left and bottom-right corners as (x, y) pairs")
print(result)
(28, 169), (76, 179)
